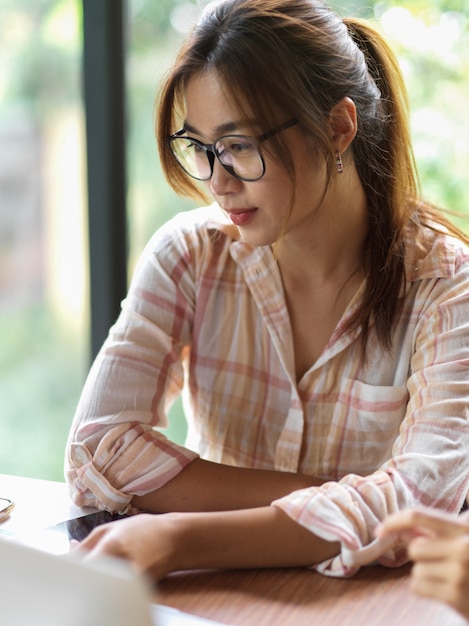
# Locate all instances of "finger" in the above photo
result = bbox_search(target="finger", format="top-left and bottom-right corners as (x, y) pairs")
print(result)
(409, 537), (456, 562)
(377, 508), (468, 540)
(409, 535), (469, 563)
(77, 524), (109, 551)
(412, 560), (449, 586)
(411, 561), (469, 617)
(376, 509), (436, 541)
(411, 568), (452, 600)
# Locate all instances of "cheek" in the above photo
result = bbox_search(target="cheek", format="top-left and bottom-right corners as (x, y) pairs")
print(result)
(295, 157), (329, 203)
(201, 180), (212, 195)
(255, 177), (291, 213)
(263, 143), (324, 203)
(261, 157), (293, 198)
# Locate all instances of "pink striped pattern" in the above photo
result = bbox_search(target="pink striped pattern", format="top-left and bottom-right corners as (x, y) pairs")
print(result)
(66, 205), (469, 576)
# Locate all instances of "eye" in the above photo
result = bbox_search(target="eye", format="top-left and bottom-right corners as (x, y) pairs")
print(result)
(185, 138), (204, 153)
(218, 136), (257, 156)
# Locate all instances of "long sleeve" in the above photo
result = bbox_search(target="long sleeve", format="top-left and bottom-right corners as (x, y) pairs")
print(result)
(65, 215), (201, 511)
(273, 232), (469, 576)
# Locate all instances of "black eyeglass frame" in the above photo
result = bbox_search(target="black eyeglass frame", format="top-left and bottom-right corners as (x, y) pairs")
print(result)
(167, 118), (298, 182)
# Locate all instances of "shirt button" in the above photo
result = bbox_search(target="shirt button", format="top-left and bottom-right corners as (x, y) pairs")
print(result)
(73, 447), (89, 466)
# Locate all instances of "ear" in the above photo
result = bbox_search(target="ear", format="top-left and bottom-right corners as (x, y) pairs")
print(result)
(328, 97), (357, 153)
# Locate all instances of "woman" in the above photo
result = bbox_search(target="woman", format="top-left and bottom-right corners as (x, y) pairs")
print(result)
(377, 507), (469, 620)
(66, 0), (469, 579)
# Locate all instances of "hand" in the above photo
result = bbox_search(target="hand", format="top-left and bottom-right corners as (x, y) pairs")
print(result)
(377, 507), (469, 541)
(76, 513), (183, 580)
(376, 508), (469, 620)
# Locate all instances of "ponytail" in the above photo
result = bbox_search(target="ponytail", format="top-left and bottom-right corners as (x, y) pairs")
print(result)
(344, 18), (419, 205)
(345, 17), (419, 212)
(338, 17), (420, 354)
(341, 17), (469, 356)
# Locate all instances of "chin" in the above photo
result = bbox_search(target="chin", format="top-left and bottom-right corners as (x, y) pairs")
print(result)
(237, 230), (279, 248)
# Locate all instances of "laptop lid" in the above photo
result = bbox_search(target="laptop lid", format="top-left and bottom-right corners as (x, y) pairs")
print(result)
(0, 534), (154, 626)
(0, 510), (228, 626)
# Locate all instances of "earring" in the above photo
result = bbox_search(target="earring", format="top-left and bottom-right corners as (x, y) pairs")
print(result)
(335, 150), (344, 174)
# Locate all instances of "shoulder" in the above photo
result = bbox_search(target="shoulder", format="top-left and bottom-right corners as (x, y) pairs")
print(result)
(144, 204), (240, 258)
(156, 203), (238, 242)
(404, 216), (469, 283)
(131, 204), (248, 284)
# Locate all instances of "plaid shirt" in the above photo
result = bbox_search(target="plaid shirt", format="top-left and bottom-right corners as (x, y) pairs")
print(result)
(66, 204), (469, 576)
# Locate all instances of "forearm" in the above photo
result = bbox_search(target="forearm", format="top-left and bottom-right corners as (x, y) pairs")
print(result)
(79, 505), (341, 579)
(169, 506), (340, 573)
(132, 458), (321, 513)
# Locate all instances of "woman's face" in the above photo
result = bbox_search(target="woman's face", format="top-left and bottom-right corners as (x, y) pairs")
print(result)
(183, 69), (333, 248)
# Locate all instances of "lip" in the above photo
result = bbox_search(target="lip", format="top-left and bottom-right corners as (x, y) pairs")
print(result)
(224, 207), (258, 227)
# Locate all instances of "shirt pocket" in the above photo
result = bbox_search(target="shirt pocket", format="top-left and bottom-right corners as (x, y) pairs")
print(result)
(325, 379), (409, 476)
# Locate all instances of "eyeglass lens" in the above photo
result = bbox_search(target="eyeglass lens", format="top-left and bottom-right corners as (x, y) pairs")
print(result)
(170, 135), (264, 181)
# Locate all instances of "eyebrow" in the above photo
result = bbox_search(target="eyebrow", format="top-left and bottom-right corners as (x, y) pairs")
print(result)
(183, 120), (252, 137)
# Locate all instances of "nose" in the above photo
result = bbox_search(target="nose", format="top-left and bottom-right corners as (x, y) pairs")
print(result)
(208, 157), (242, 197)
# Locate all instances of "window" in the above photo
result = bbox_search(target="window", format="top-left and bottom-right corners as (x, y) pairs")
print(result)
(0, 0), (87, 479)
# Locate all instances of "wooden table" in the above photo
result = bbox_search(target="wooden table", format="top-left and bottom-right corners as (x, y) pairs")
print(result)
(158, 563), (467, 625)
(1, 474), (467, 626)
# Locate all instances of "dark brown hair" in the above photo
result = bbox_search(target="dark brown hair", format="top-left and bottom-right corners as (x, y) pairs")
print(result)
(156, 0), (468, 355)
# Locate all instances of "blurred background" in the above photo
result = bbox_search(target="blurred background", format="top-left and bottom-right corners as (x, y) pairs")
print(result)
(0, 0), (468, 481)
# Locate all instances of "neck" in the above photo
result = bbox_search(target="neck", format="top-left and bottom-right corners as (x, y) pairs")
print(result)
(276, 166), (368, 286)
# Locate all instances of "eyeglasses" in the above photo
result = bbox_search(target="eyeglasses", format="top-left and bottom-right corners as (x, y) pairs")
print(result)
(168, 119), (297, 182)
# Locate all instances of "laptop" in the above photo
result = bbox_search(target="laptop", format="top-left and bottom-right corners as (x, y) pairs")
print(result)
(0, 528), (225, 626)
